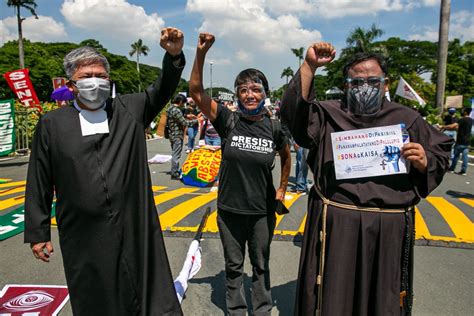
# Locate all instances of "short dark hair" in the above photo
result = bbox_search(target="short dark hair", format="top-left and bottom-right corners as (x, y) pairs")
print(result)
(172, 94), (186, 104)
(343, 52), (388, 78)
(234, 68), (269, 95)
(462, 107), (472, 116)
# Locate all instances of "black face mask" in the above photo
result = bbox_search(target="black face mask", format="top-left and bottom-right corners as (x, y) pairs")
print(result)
(346, 84), (383, 116)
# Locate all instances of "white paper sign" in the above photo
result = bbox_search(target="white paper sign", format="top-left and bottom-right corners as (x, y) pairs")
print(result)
(79, 109), (109, 136)
(331, 124), (407, 180)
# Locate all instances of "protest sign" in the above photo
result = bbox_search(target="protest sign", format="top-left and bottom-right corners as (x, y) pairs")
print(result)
(331, 124), (407, 180)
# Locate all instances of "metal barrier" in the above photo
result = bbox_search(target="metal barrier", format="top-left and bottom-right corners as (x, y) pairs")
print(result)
(14, 110), (29, 155)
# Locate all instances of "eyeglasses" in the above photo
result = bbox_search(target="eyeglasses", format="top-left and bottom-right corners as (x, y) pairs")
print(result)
(345, 76), (386, 87)
(236, 84), (265, 97)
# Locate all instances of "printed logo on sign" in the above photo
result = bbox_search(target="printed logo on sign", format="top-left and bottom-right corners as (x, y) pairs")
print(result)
(2, 290), (54, 311)
(230, 136), (273, 154)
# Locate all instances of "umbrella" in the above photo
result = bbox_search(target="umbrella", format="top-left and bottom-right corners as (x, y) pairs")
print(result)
(174, 207), (212, 303)
(51, 86), (74, 101)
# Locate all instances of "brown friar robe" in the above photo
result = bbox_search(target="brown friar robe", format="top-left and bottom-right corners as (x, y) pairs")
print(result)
(280, 72), (452, 316)
(24, 53), (185, 316)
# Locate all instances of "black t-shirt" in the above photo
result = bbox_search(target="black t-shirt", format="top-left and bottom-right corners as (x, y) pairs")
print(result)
(443, 114), (456, 125)
(456, 116), (473, 145)
(184, 106), (199, 127)
(212, 106), (287, 215)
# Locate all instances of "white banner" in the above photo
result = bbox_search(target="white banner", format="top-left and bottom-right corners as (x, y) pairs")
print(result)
(395, 77), (426, 106)
(331, 124), (408, 180)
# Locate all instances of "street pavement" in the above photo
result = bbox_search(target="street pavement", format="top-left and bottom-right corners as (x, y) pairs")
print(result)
(0, 137), (473, 315)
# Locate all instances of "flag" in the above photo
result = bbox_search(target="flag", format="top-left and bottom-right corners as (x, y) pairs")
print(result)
(3, 69), (42, 112)
(395, 77), (426, 106)
(174, 207), (211, 304)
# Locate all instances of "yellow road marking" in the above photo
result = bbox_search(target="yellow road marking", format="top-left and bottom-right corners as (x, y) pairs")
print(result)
(426, 197), (474, 242)
(0, 196), (25, 212)
(298, 214), (307, 234)
(203, 210), (219, 233)
(159, 192), (217, 230)
(152, 185), (167, 192)
(154, 188), (200, 205)
(0, 186), (25, 197)
(0, 181), (26, 189)
(459, 198), (474, 208)
(414, 207), (432, 239)
(275, 192), (303, 229)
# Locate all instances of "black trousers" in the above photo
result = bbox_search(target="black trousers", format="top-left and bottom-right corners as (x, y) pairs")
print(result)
(217, 210), (276, 316)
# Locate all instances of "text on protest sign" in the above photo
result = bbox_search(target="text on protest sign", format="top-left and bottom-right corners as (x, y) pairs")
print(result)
(331, 124), (408, 180)
(0, 99), (15, 157)
(3, 69), (42, 112)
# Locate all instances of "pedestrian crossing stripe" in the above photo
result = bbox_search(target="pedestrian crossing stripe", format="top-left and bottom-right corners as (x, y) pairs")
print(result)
(425, 197), (474, 242)
(0, 181), (472, 244)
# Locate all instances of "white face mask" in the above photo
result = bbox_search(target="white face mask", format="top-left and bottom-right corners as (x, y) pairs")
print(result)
(73, 77), (110, 110)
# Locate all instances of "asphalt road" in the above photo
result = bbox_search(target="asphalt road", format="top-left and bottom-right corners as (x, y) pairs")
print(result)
(0, 137), (473, 315)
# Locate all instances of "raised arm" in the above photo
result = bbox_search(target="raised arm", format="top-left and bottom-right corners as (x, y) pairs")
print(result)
(189, 33), (219, 121)
(301, 42), (336, 101)
(280, 42), (336, 148)
(143, 27), (185, 126)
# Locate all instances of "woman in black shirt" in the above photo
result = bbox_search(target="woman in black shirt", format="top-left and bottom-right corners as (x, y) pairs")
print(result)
(190, 32), (291, 316)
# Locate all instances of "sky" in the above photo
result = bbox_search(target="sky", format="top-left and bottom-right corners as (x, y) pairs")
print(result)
(1, 0), (473, 91)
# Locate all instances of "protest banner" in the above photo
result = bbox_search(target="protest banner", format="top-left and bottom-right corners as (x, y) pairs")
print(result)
(3, 69), (42, 112)
(0, 99), (15, 157)
(182, 147), (221, 187)
(0, 284), (69, 316)
(331, 124), (407, 180)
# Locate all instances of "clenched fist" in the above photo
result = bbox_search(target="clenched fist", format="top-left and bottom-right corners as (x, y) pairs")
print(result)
(197, 32), (215, 55)
(160, 27), (184, 56)
(305, 42), (336, 70)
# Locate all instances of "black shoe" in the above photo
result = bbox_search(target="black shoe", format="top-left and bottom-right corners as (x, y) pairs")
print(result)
(170, 174), (181, 180)
(456, 171), (467, 176)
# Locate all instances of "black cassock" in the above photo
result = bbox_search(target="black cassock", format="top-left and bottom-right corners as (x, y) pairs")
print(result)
(25, 53), (184, 315)
(281, 72), (452, 316)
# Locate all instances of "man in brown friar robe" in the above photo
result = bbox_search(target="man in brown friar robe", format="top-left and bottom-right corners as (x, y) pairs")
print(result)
(280, 42), (452, 316)
(24, 27), (185, 315)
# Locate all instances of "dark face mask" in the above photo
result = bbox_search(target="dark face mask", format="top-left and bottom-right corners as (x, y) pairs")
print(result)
(346, 84), (383, 116)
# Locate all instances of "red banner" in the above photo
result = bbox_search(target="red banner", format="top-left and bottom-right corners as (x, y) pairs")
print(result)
(52, 77), (67, 107)
(0, 284), (69, 315)
(3, 69), (42, 112)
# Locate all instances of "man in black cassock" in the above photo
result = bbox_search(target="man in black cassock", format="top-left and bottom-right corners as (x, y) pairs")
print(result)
(280, 43), (452, 316)
(24, 27), (185, 315)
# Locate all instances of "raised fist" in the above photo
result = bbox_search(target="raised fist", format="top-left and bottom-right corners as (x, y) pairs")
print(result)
(305, 42), (336, 69)
(160, 27), (184, 56)
(197, 32), (215, 55)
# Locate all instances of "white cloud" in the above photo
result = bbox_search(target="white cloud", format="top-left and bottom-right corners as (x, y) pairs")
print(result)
(266, 0), (404, 18)
(408, 10), (474, 42)
(0, 15), (67, 44)
(61, 0), (165, 44)
(450, 10), (474, 41)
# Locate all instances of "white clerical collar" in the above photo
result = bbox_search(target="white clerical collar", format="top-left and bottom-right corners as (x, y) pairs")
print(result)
(74, 101), (109, 136)
(73, 100), (106, 112)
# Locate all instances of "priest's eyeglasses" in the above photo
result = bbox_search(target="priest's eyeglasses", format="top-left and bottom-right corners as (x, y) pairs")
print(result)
(345, 76), (386, 87)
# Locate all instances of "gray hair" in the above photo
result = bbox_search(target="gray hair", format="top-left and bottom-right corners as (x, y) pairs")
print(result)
(63, 46), (110, 79)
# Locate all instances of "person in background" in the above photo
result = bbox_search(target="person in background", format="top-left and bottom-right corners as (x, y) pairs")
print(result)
(190, 32), (291, 316)
(185, 98), (200, 153)
(202, 114), (221, 146)
(292, 141), (309, 195)
(24, 27), (185, 316)
(445, 107), (473, 175)
(281, 42), (452, 316)
(167, 94), (199, 179)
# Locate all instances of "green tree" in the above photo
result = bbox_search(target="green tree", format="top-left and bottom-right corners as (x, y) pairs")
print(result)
(281, 67), (294, 85)
(291, 47), (304, 67)
(346, 23), (384, 53)
(129, 39), (150, 91)
(7, 0), (38, 69)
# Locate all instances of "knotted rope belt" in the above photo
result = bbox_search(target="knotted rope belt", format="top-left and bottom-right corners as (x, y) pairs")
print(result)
(313, 186), (414, 316)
